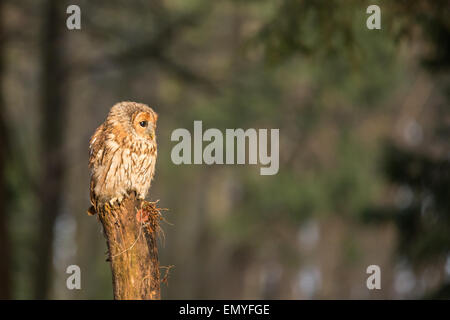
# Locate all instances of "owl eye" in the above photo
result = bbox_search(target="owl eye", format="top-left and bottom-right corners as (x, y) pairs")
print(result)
(139, 121), (148, 128)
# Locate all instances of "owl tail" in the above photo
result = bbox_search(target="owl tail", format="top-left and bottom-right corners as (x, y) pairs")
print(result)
(87, 205), (97, 215)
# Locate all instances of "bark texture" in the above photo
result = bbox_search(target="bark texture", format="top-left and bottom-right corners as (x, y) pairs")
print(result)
(97, 194), (161, 300)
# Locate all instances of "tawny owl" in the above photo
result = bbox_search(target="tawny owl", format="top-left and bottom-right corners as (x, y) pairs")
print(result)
(87, 101), (158, 215)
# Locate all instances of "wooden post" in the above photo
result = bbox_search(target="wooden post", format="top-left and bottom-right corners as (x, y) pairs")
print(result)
(97, 193), (161, 300)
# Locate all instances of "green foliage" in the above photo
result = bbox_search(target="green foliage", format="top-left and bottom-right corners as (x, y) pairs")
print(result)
(363, 144), (450, 263)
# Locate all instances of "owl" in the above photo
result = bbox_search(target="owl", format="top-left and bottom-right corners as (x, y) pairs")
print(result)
(87, 101), (158, 215)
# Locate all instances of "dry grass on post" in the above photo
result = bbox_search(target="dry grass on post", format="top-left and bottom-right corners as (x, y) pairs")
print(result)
(96, 193), (165, 300)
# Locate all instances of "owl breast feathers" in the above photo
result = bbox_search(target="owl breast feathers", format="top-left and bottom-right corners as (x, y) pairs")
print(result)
(88, 101), (158, 215)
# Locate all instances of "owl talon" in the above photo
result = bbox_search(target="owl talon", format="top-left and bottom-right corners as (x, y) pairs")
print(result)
(108, 196), (123, 207)
(109, 198), (117, 206)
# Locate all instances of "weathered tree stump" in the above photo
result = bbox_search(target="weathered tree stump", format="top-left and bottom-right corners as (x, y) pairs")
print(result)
(97, 193), (161, 300)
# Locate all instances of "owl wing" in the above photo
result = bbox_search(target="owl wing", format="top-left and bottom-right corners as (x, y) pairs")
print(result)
(87, 124), (105, 215)
(89, 123), (105, 169)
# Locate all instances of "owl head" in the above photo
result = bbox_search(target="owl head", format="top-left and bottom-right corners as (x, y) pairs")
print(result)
(108, 101), (158, 142)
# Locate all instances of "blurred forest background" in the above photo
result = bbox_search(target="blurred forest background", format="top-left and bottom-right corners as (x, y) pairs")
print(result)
(0, 0), (449, 299)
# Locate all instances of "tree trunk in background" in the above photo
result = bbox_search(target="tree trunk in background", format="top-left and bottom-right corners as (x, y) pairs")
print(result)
(0, 0), (11, 300)
(97, 195), (161, 300)
(34, 0), (66, 299)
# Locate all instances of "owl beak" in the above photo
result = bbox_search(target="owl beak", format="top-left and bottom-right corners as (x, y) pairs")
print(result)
(148, 127), (155, 139)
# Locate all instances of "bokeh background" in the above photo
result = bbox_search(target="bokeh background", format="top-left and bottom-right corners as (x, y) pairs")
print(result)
(0, 0), (449, 299)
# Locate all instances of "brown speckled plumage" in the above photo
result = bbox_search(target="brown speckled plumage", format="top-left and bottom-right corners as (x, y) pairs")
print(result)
(88, 101), (158, 215)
